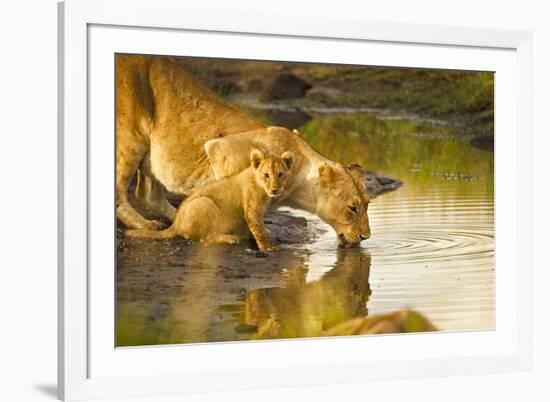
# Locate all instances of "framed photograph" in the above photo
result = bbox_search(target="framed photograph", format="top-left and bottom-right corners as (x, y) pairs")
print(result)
(58, 0), (533, 400)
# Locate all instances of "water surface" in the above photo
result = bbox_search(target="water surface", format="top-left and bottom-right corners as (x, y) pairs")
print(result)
(116, 113), (494, 346)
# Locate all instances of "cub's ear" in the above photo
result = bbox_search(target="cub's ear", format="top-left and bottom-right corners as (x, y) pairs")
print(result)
(318, 163), (335, 189)
(281, 151), (295, 170)
(250, 149), (265, 169)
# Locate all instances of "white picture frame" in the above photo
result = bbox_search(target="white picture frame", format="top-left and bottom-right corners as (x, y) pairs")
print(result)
(58, 0), (533, 400)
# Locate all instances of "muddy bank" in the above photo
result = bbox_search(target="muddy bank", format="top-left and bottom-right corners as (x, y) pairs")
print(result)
(117, 169), (401, 257)
(118, 168), (401, 250)
(117, 210), (322, 345)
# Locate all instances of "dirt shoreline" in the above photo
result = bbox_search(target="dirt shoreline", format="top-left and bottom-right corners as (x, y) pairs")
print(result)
(117, 170), (401, 254)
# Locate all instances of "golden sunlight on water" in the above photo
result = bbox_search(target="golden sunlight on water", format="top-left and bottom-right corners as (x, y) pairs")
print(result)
(116, 113), (494, 346)
(366, 189), (494, 330)
(296, 114), (495, 332)
(289, 186), (495, 332)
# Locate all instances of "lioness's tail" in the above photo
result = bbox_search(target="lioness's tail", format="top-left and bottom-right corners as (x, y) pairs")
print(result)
(125, 226), (177, 239)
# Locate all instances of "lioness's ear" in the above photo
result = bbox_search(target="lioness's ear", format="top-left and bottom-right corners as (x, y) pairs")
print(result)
(347, 162), (363, 170)
(250, 149), (265, 169)
(281, 151), (295, 170)
(318, 163), (335, 189)
(346, 162), (368, 192)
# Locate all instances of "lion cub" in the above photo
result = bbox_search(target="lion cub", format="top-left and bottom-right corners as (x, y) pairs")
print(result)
(126, 149), (295, 251)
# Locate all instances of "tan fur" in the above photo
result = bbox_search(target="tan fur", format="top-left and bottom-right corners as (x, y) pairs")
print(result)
(126, 150), (295, 250)
(117, 55), (371, 246)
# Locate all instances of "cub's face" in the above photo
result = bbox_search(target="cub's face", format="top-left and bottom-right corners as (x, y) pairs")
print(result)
(250, 150), (295, 198)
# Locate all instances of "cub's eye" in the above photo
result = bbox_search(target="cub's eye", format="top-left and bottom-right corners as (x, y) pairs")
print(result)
(348, 206), (357, 213)
(264, 173), (270, 179)
(278, 172), (284, 178)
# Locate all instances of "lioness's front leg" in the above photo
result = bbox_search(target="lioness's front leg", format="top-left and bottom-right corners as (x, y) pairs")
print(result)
(135, 169), (177, 222)
(116, 128), (164, 230)
(244, 202), (275, 251)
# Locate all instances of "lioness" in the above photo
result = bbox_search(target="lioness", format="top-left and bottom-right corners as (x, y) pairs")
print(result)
(117, 55), (371, 248)
(126, 150), (294, 250)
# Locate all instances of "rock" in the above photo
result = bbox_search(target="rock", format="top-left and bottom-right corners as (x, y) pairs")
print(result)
(375, 175), (397, 186)
(254, 251), (269, 258)
(265, 107), (312, 130)
(365, 171), (403, 198)
(246, 249), (269, 258)
(470, 135), (494, 151)
(264, 73), (312, 100)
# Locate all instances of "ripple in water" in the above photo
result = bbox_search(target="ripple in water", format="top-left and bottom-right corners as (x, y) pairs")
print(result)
(286, 187), (495, 332)
(117, 112), (495, 345)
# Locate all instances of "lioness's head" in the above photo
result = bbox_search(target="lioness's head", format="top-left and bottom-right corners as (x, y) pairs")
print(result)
(251, 149), (295, 198)
(317, 162), (371, 248)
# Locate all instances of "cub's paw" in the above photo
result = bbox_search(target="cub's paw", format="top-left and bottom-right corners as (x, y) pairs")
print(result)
(218, 234), (241, 245)
(204, 234), (241, 245)
(259, 243), (278, 252)
(142, 219), (166, 230)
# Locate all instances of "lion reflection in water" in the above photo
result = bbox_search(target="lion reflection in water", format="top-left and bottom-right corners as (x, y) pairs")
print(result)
(244, 249), (437, 338)
(245, 249), (372, 339)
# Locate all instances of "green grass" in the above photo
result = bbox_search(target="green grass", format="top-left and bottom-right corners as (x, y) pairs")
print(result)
(175, 56), (494, 136)
(303, 66), (494, 129)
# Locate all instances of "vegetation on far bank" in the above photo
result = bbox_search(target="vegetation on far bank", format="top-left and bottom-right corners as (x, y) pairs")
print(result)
(302, 65), (493, 126)
(174, 57), (494, 136)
